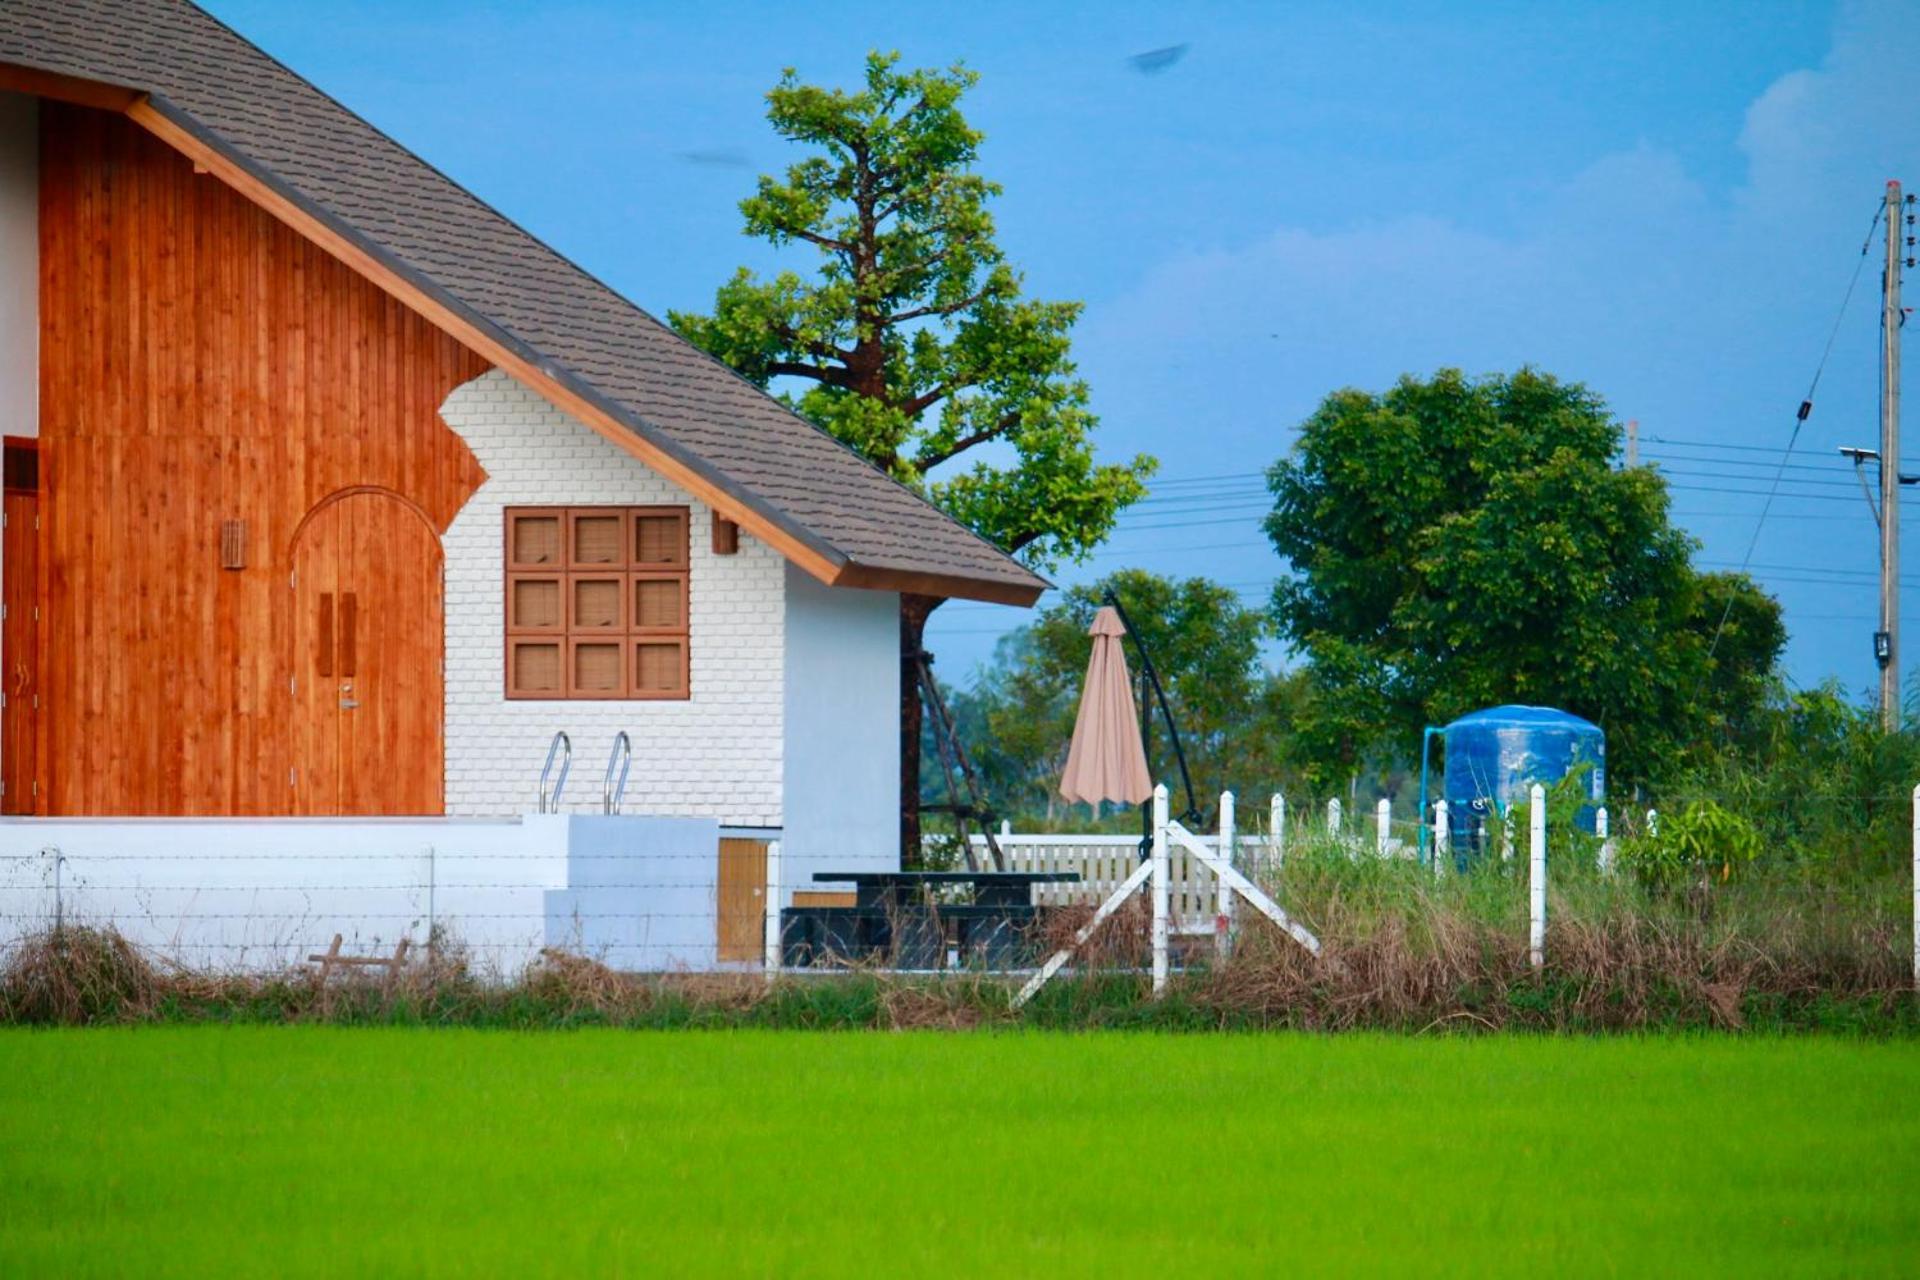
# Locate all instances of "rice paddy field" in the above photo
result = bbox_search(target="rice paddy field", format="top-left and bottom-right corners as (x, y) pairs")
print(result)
(1, 1029), (1915, 1277)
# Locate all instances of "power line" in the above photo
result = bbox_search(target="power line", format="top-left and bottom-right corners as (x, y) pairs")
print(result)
(1700, 197), (1886, 674)
(944, 552), (1908, 617)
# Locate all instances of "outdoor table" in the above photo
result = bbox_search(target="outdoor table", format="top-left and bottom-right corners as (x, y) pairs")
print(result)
(781, 870), (1081, 969)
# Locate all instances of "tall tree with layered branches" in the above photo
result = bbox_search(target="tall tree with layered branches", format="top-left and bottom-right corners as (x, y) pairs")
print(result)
(673, 52), (1153, 853)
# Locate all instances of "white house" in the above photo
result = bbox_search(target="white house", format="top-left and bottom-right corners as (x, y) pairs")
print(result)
(0, 0), (1045, 971)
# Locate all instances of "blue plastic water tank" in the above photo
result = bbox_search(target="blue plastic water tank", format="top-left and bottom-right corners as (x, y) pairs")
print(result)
(1441, 705), (1605, 835)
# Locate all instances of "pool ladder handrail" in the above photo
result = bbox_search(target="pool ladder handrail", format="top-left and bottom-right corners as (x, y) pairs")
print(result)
(537, 730), (572, 814)
(603, 731), (632, 815)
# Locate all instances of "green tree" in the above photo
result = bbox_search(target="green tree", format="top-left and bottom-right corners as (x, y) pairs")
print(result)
(671, 52), (1153, 853)
(959, 570), (1285, 822)
(1264, 367), (1785, 784)
(1658, 679), (1920, 876)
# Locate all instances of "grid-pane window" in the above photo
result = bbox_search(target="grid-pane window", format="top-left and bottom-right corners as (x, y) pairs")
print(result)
(505, 506), (689, 699)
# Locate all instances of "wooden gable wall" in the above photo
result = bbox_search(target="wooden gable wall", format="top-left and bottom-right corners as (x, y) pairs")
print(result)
(33, 103), (490, 814)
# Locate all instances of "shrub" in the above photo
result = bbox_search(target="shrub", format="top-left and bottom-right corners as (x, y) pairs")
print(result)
(1618, 799), (1762, 890)
(0, 926), (158, 1024)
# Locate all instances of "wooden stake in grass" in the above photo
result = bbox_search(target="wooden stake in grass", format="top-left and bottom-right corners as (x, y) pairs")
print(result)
(1529, 785), (1547, 971)
(308, 935), (412, 1010)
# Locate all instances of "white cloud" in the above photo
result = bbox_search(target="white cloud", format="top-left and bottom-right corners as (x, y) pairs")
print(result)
(1068, 0), (1920, 689)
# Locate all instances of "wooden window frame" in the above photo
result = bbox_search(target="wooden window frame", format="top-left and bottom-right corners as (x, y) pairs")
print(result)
(504, 505), (691, 700)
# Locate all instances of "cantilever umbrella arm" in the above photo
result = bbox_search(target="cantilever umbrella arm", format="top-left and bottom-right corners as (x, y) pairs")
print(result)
(1102, 589), (1202, 827)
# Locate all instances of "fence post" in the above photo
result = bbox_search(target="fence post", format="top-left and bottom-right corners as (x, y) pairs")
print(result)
(1596, 807), (1614, 875)
(1529, 784), (1547, 969)
(1327, 797), (1342, 838)
(1269, 794), (1285, 875)
(1151, 783), (1170, 996)
(1217, 790), (1236, 959)
(1911, 785), (1918, 992)
(425, 845), (437, 961)
(1376, 798), (1391, 857)
(1502, 810), (1514, 864)
(46, 847), (63, 932)
(763, 839), (783, 973)
(1433, 801), (1449, 879)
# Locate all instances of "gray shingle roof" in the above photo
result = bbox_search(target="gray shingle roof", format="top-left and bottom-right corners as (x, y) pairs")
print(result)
(0, 0), (1047, 604)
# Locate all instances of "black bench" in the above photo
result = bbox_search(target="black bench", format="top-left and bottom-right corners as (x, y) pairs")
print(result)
(780, 870), (1081, 970)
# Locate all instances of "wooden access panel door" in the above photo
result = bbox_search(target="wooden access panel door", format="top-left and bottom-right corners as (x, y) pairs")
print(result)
(717, 838), (770, 962)
(291, 491), (444, 815)
(2, 487), (38, 814)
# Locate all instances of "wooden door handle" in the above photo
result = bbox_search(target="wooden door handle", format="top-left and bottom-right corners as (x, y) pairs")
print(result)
(317, 592), (334, 677)
(339, 592), (357, 677)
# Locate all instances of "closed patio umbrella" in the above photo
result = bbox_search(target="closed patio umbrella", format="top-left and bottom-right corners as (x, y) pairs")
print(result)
(1059, 606), (1153, 807)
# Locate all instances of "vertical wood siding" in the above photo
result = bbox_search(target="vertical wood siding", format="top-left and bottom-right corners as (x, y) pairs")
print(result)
(35, 104), (489, 815)
(2, 484), (39, 814)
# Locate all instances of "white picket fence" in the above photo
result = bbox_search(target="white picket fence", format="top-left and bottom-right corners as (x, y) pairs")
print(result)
(980, 777), (1920, 992)
(972, 830), (1277, 925)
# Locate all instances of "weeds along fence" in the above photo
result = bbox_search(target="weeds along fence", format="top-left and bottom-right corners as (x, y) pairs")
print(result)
(0, 784), (1916, 1030)
(974, 784), (1920, 1000)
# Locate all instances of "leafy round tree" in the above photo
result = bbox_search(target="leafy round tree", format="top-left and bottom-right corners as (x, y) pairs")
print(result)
(959, 570), (1286, 821)
(1264, 367), (1784, 785)
(672, 53), (1153, 852)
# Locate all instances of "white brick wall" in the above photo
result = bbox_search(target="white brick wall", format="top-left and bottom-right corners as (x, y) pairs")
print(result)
(438, 370), (784, 821)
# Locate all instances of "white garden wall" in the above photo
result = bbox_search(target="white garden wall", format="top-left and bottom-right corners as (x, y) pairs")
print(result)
(439, 370), (785, 822)
(0, 815), (571, 974)
(0, 814), (737, 975)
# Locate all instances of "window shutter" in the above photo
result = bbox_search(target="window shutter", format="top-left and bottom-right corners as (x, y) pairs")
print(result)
(569, 510), (626, 566)
(569, 577), (624, 632)
(631, 575), (685, 631)
(633, 640), (688, 697)
(505, 505), (691, 701)
(507, 511), (563, 568)
(510, 641), (562, 696)
(633, 509), (687, 566)
(508, 576), (562, 631)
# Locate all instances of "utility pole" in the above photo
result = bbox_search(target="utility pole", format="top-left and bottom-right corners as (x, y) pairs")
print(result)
(1626, 419), (1638, 467)
(1879, 180), (1906, 731)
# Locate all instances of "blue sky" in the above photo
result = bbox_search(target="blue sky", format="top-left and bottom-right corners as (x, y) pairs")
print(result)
(212, 0), (1918, 696)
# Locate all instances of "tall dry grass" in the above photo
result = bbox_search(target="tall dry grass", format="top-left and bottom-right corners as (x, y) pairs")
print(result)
(0, 847), (1910, 1033)
(1164, 830), (1915, 1031)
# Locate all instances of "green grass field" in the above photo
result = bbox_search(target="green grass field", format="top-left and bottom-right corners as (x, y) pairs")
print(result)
(2, 1029), (1915, 1276)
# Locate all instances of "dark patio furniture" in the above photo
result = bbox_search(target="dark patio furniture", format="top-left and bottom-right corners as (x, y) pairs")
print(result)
(779, 870), (1081, 970)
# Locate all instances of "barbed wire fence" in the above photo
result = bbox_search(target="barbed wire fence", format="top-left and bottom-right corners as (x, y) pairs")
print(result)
(0, 782), (1914, 1010)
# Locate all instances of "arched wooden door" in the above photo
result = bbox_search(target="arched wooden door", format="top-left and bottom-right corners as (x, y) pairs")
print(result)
(290, 489), (444, 815)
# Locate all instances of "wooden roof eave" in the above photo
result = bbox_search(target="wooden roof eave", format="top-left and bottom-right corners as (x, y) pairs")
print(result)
(0, 59), (1047, 608)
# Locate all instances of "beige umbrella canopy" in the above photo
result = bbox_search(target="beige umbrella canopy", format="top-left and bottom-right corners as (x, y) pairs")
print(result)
(1059, 606), (1153, 807)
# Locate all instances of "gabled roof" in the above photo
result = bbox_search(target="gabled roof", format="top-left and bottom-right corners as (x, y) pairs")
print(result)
(0, 0), (1048, 605)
